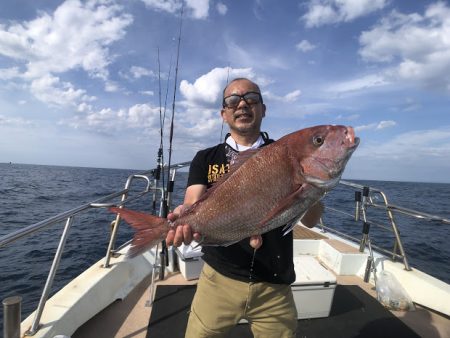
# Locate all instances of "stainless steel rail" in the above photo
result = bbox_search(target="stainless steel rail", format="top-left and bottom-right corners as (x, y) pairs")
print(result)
(341, 180), (450, 224)
(321, 180), (450, 271)
(0, 161), (191, 336)
(1, 165), (447, 335)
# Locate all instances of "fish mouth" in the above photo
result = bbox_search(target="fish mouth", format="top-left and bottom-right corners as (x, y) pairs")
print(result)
(350, 137), (360, 150)
(305, 174), (342, 189)
(304, 136), (360, 189)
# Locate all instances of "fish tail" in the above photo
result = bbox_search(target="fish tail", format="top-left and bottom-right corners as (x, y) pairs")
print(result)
(109, 207), (170, 258)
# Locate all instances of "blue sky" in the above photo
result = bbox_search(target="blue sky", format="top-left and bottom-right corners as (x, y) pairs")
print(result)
(0, 0), (449, 183)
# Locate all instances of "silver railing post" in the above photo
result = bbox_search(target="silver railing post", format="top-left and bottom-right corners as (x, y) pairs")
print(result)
(3, 296), (22, 338)
(103, 175), (151, 268)
(26, 216), (74, 336)
(376, 191), (411, 271)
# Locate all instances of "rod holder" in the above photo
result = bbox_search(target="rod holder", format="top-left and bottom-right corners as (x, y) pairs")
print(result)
(362, 186), (370, 204)
(363, 256), (373, 282)
(355, 191), (362, 221)
(3, 296), (22, 338)
(359, 221), (371, 252)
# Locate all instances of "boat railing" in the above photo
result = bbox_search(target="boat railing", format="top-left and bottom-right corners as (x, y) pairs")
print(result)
(3, 167), (449, 336)
(318, 180), (450, 273)
(0, 161), (191, 336)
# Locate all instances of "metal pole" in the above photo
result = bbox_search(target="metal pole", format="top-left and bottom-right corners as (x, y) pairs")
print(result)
(26, 216), (74, 336)
(377, 191), (411, 271)
(104, 175), (152, 268)
(3, 296), (22, 338)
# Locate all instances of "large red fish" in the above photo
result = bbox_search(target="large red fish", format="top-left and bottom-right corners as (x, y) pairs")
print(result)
(111, 125), (359, 257)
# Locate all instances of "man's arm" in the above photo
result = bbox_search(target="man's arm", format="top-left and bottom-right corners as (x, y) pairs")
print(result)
(165, 184), (206, 247)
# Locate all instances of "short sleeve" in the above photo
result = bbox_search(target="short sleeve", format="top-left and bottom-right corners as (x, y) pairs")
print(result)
(187, 151), (208, 187)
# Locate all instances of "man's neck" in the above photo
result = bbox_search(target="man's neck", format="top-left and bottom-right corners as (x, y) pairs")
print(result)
(229, 132), (261, 147)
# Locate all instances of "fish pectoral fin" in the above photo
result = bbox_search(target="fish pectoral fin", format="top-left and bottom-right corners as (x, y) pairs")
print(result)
(299, 201), (324, 228)
(282, 213), (305, 235)
(191, 235), (207, 248)
(256, 184), (307, 229)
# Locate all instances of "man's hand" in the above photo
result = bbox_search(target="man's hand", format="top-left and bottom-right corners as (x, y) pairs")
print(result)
(166, 205), (201, 247)
(249, 235), (263, 250)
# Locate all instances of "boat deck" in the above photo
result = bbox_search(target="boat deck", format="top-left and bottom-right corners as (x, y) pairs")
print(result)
(73, 226), (450, 338)
(73, 271), (449, 338)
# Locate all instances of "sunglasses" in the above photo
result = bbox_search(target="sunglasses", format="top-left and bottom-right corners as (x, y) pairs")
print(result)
(222, 91), (263, 109)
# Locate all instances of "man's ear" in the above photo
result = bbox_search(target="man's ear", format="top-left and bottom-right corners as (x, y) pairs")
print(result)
(221, 108), (228, 123)
(262, 104), (266, 118)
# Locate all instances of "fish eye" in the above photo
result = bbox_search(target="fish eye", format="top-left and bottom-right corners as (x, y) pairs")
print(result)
(313, 135), (324, 146)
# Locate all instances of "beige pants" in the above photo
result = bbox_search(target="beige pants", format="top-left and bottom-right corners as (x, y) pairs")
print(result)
(185, 263), (297, 338)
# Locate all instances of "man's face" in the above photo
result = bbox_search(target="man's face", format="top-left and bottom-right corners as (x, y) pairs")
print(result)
(221, 79), (266, 137)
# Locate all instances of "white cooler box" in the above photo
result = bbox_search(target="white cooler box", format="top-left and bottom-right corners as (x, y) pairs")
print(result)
(175, 242), (204, 280)
(292, 255), (336, 319)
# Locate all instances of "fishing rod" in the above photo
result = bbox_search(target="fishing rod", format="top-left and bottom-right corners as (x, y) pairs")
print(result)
(152, 46), (174, 214)
(159, 3), (184, 280)
(152, 47), (165, 215)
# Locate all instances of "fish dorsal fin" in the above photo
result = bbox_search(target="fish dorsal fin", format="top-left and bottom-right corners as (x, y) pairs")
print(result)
(184, 148), (261, 212)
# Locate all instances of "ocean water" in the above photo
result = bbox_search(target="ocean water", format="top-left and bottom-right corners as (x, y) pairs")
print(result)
(1, 163), (449, 329)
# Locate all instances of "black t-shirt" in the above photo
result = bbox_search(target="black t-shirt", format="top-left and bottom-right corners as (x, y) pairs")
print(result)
(187, 137), (295, 285)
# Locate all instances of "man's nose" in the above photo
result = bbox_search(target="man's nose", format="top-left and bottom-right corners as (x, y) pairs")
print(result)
(236, 96), (248, 108)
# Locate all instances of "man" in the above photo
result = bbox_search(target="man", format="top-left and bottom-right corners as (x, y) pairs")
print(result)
(166, 78), (321, 337)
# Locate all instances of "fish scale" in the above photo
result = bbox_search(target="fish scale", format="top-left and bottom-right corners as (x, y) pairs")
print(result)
(110, 125), (359, 258)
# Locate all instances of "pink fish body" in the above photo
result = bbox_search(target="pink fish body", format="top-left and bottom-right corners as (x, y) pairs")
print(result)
(111, 125), (359, 257)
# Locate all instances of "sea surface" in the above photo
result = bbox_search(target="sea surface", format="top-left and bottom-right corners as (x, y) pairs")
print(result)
(1, 163), (449, 330)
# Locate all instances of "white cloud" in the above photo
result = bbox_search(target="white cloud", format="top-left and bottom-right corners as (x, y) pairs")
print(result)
(104, 80), (120, 93)
(216, 2), (228, 15)
(0, 0), (132, 105)
(355, 127), (450, 160)
(376, 120), (396, 129)
(264, 89), (302, 102)
(0, 114), (35, 127)
(140, 0), (181, 14)
(185, 0), (209, 19)
(336, 113), (360, 121)
(140, 0), (210, 19)
(0, 67), (21, 80)
(131, 66), (154, 79)
(355, 120), (396, 132)
(66, 103), (161, 132)
(140, 90), (155, 96)
(327, 74), (389, 94)
(296, 40), (316, 52)
(180, 67), (255, 107)
(302, 0), (387, 28)
(30, 74), (96, 108)
(120, 66), (155, 81)
(223, 38), (289, 70)
(359, 2), (450, 91)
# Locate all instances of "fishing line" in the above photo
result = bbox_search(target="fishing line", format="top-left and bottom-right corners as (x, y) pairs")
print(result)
(165, 4), (183, 209)
(249, 248), (257, 280)
(162, 53), (174, 132)
(220, 64), (231, 142)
